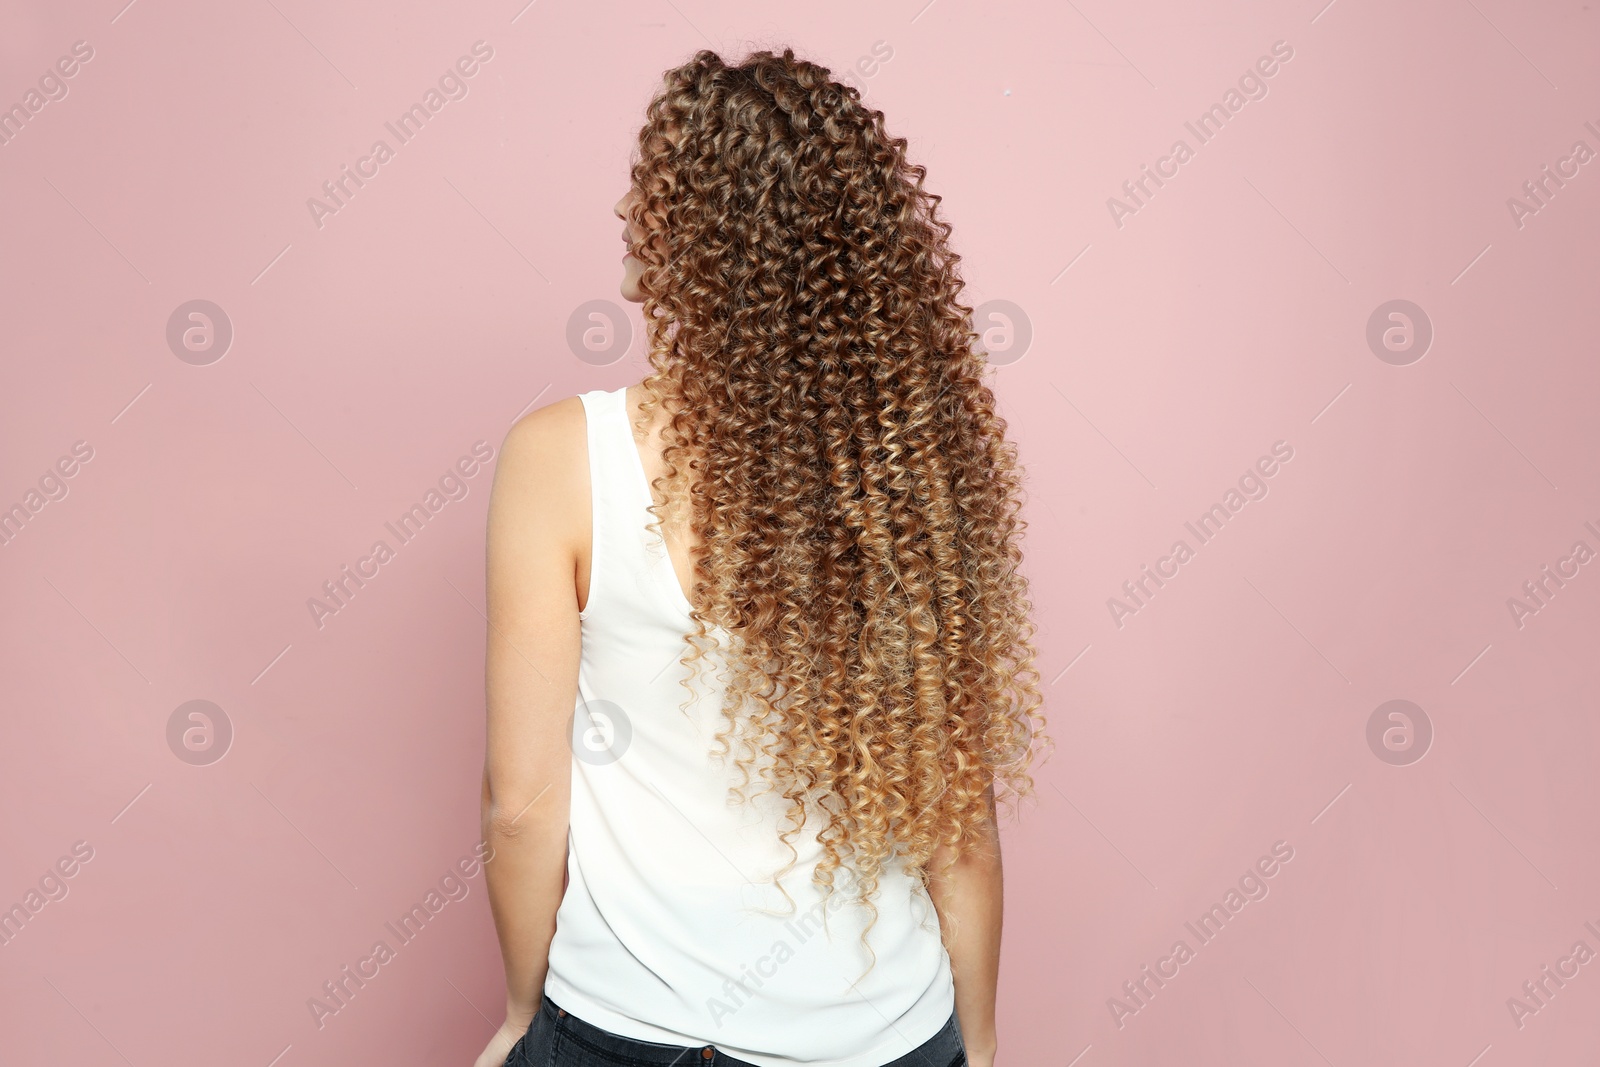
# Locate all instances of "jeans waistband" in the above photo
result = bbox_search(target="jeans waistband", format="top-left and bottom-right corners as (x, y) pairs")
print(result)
(536, 994), (965, 1067)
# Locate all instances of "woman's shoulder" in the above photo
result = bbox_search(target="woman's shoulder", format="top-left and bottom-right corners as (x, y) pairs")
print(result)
(503, 385), (628, 476)
(488, 393), (591, 549)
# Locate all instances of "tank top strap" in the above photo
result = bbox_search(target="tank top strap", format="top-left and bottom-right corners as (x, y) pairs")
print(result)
(577, 387), (690, 624)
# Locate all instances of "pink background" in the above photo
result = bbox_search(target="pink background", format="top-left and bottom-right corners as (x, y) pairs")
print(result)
(2, 0), (1598, 1064)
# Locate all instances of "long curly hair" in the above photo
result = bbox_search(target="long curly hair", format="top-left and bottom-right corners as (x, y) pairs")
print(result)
(623, 46), (1051, 965)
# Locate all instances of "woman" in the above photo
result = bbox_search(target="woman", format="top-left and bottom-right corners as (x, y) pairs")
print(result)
(475, 47), (1047, 1067)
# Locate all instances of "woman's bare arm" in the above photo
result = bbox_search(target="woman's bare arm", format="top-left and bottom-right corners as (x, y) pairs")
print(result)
(927, 785), (1003, 1067)
(479, 399), (586, 1038)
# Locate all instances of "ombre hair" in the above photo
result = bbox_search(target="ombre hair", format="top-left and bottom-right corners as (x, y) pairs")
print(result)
(624, 46), (1050, 969)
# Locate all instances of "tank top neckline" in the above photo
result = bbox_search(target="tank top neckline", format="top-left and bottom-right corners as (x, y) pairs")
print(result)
(608, 387), (696, 620)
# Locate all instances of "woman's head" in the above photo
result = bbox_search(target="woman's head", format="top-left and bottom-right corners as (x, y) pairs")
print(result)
(613, 47), (915, 312)
(619, 47), (1049, 967)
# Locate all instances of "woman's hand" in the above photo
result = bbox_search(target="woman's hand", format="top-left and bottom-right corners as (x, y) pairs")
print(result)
(472, 1015), (532, 1067)
(965, 1043), (996, 1067)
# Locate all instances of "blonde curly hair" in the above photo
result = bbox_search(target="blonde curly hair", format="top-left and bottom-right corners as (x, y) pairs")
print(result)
(624, 46), (1051, 968)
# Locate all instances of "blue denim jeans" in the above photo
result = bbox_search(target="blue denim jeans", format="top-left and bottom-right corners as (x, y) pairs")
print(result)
(505, 993), (967, 1067)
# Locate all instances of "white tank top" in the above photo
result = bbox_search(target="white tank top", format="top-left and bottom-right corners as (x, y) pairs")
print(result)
(543, 386), (955, 1067)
